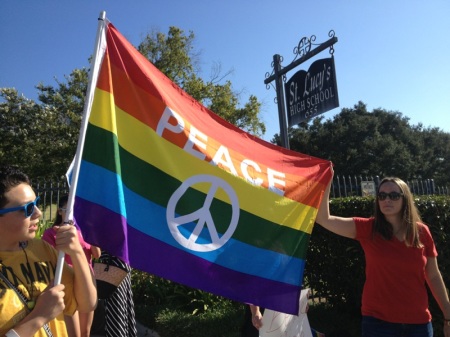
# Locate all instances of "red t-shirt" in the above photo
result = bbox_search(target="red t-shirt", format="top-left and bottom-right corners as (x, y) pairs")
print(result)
(354, 217), (437, 324)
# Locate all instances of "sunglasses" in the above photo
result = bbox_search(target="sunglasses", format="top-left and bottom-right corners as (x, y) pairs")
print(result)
(377, 192), (403, 201)
(0, 196), (40, 218)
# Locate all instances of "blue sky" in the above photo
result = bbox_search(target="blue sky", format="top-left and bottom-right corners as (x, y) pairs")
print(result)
(1, 1), (449, 141)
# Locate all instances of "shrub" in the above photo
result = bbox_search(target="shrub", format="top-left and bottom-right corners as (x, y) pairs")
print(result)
(153, 300), (244, 337)
(132, 272), (246, 337)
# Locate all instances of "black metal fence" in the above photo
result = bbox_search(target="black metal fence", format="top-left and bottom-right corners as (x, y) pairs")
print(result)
(33, 176), (449, 223)
(331, 175), (449, 198)
(32, 180), (69, 223)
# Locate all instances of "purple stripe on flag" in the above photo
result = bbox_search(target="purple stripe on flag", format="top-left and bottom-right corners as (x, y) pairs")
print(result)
(74, 197), (130, 263)
(127, 226), (301, 314)
(75, 197), (301, 314)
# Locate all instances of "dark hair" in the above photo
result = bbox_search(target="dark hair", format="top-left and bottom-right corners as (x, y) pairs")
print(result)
(53, 195), (69, 226)
(373, 177), (422, 247)
(0, 165), (31, 209)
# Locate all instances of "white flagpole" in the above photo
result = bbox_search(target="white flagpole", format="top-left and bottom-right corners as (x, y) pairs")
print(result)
(54, 11), (108, 285)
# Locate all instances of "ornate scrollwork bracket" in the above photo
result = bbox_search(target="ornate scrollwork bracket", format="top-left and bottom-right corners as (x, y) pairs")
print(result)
(265, 30), (337, 90)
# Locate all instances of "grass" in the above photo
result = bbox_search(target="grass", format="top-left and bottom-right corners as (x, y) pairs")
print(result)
(133, 300), (363, 337)
(135, 301), (246, 337)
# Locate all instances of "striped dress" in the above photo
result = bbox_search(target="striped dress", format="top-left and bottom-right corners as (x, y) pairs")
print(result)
(100, 252), (137, 337)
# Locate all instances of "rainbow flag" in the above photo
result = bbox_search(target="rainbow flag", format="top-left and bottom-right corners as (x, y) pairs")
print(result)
(73, 20), (332, 315)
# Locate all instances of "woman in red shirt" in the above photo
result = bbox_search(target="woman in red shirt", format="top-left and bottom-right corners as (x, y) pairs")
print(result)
(316, 169), (450, 337)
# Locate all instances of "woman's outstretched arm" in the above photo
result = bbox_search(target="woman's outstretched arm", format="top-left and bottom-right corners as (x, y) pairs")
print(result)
(315, 170), (356, 239)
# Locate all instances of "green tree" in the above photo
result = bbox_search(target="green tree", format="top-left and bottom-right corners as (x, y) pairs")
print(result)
(0, 88), (42, 175)
(285, 101), (450, 186)
(138, 26), (265, 136)
(415, 125), (450, 187)
(34, 68), (89, 176)
(138, 26), (199, 89)
(0, 67), (87, 180)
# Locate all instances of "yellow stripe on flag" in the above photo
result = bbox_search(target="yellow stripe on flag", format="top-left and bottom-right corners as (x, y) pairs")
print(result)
(89, 88), (318, 234)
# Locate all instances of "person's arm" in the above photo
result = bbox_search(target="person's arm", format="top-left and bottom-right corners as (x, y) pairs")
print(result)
(55, 225), (97, 313)
(249, 304), (263, 329)
(9, 283), (66, 336)
(315, 170), (357, 239)
(64, 311), (81, 337)
(425, 257), (450, 337)
(90, 245), (101, 259)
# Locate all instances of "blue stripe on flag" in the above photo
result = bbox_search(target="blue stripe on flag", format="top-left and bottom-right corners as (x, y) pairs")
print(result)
(75, 160), (304, 286)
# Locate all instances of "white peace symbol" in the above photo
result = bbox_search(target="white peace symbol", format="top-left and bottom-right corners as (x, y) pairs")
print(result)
(166, 174), (240, 252)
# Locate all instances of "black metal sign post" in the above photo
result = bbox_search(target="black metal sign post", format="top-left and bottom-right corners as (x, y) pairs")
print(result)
(264, 31), (338, 149)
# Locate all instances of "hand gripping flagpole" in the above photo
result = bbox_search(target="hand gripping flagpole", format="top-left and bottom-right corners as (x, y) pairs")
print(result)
(54, 11), (108, 285)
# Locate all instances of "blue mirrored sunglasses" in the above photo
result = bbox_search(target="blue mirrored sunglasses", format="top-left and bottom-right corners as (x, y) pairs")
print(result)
(0, 196), (40, 218)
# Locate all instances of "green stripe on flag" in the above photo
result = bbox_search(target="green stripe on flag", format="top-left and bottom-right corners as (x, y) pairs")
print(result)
(83, 124), (311, 259)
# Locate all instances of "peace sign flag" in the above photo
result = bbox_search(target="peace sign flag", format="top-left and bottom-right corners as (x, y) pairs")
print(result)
(72, 17), (332, 315)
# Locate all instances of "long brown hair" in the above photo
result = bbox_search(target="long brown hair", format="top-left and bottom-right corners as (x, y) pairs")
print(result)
(373, 177), (423, 247)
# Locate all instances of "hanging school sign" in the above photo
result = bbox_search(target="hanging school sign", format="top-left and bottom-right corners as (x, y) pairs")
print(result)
(285, 57), (339, 126)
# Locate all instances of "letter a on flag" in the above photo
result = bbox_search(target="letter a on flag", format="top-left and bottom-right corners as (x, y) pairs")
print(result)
(70, 12), (332, 315)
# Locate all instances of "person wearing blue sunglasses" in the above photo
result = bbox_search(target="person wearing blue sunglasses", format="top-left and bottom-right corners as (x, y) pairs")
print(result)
(316, 167), (450, 337)
(0, 196), (40, 218)
(0, 165), (97, 337)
